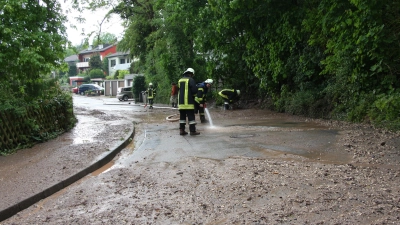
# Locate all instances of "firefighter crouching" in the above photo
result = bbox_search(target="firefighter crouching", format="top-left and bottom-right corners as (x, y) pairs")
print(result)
(218, 89), (241, 110)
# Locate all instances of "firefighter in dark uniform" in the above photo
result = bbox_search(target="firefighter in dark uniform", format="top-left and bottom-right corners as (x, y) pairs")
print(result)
(218, 89), (240, 110)
(178, 68), (200, 135)
(146, 82), (156, 109)
(195, 79), (213, 123)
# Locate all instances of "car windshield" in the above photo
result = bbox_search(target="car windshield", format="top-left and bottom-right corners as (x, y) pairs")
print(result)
(92, 84), (104, 90)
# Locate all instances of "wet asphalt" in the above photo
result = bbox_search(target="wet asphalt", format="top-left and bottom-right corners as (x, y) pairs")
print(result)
(0, 94), (352, 222)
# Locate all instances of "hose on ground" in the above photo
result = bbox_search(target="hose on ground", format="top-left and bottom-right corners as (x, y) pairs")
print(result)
(166, 113), (179, 122)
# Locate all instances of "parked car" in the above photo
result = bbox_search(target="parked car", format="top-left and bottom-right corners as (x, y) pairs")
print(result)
(72, 87), (78, 94)
(117, 86), (134, 101)
(78, 84), (104, 95)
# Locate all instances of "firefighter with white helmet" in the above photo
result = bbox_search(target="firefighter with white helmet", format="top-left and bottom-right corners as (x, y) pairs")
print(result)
(178, 68), (200, 135)
(218, 88), (241, 110)
(195, 78), (213, 123)
(146, 82), (156, 109)
(183, 68), (195, 74)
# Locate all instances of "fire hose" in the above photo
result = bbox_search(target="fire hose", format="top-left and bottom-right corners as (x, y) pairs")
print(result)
(166, 113), (179, 122)
(165, 103), (206, 122)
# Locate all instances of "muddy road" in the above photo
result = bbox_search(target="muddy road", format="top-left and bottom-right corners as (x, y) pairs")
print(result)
(2, 96), (400, 224)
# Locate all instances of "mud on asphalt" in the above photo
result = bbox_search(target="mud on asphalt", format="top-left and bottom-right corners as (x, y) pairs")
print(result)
(2, 107), (400, 224)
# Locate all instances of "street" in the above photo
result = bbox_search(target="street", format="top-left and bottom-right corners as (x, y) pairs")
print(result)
(2, 94), (400, 224)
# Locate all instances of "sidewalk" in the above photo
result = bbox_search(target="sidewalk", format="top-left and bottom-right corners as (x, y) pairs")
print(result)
(0, 106), (135, 222)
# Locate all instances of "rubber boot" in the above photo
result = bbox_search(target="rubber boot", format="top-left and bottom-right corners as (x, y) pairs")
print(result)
(224, 102), (230, 110)
(189, 124), (200, 135)
(200, 115), (207, 123)
(180, 128), (188, 135)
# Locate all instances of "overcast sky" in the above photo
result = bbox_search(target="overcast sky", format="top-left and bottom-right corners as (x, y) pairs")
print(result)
(61, 1), (125, 46)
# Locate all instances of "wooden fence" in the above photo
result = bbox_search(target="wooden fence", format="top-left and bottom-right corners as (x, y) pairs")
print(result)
(0, 101), (75, 152)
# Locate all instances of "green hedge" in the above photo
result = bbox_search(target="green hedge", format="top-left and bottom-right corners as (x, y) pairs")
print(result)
(0, 93), (76, 155)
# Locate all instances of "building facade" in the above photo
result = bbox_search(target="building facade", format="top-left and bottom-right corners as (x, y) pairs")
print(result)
(107, 51), (132, 76)
(77, 44), (117, 73)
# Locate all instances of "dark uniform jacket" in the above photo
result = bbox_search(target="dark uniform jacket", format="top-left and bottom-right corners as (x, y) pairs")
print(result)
(147, 87), (156, 99)
(218, 89), (239, 103)
(195, 82), (209, 104)
(178, 75), (197, 110)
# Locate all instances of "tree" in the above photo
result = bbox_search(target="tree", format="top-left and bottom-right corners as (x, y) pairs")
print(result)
(68, 65), (78, 77)
(0, 0), (68, 99)
(89, 54), (102, 70)
(132, 75), (146, 102)
(65, 48), (78, 57)
(87, 0), (400, 128)
(103, 55), (110, 76)
(92, 32), (118, 46)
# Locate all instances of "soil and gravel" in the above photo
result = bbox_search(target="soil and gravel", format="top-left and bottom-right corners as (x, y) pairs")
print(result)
(2, 105), (400, 225)
(0, 106), (134, 217)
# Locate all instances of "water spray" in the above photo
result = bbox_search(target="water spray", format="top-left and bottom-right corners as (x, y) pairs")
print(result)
(204, 103), (214, 127)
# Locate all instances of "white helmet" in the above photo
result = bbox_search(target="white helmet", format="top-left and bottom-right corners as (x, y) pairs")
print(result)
(204, 79), (213, 84)
(184, 68), (195, 75)
(149, 82), (153, 86)
(236, 90), (240, 95)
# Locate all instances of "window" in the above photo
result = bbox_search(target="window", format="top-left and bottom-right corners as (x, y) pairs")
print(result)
(84, 57), (90, 62)
(120, 58), (125, 64)
(111, 59), (116, 67)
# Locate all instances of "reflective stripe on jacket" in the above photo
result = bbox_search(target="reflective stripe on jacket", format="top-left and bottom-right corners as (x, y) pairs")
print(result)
(147, 88), (156, 99)
(195, 82), (208, 104)
(178, 76), (197, 110)
(218, 89), (236, 102)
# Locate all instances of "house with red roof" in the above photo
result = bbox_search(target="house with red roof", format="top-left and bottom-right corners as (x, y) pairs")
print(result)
(76, 44), (117, 72)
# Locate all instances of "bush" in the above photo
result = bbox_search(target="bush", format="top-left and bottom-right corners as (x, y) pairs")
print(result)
(369, 93), (400, 130)
(118, 70), (130, 79)
(285, 90), (316, 116)
(89, 69), (105, 79)
(0, 79), (76, 155)
(132, 75), (146, 102)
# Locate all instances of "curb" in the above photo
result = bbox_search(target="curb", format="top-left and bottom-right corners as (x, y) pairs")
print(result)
(0, 123), (135, 222)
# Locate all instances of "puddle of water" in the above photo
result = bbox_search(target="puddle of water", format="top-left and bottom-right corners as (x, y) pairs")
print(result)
(72, 137), (94, 144)
(230, 134), (257, 138)
(91, 161), (114, 176)
(223, 120), (326, 129)
(210, 123), (352, 164)
(71, 115), (104, 144)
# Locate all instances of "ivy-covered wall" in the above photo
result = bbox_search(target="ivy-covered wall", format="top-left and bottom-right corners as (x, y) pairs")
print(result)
(0, 99), (76, 155)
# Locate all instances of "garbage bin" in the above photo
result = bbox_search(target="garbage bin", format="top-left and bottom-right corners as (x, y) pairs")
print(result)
(137, 92), (143, 102)
(142, 91), (147, 105)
